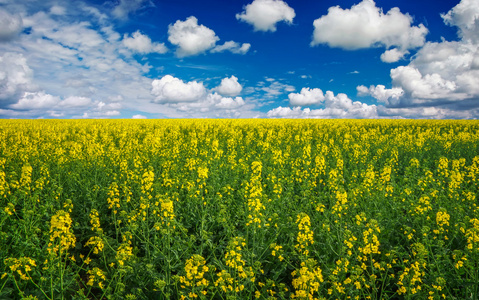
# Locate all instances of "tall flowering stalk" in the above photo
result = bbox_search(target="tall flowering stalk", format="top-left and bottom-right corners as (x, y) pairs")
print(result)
(295, 213), (314, 256)
(245, 161), (266, 229)
(179, 254), (210, 299)
(215, 237), (255, 297)
(45, 209), (76, 299)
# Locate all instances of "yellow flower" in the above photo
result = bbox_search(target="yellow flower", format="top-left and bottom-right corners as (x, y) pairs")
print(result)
(87, 267), (106, 289)
(85, 236), (104, 254)
(48, 210), (76, 256)
(295, 213), (314, 255)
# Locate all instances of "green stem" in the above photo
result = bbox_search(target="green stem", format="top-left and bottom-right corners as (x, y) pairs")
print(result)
(60, 252), (64, 300)
(25, 271), (52, 300)
(12, 276), (23, 298)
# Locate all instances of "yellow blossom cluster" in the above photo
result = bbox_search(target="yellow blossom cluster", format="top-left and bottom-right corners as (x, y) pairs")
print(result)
(116, 232), (133, 267)
(85, 236), (104, 255)
(179, 254), (209, 298)
(331, 190), (348, 218)
(87, 267), (106, 289)
(359, 221), (381, 256)
(47, 210), (76, 256)
(4, 257), (36, 281)
(3, 202), (15, 216)
(107, 182), (120, 214)
(245, 161), (266, 228)
(215, 237), (255, 294)
(397, 243), (428, 296)
(465, 218), (479, 252)
(270, 243), (284, 261)
(296, 213), (314, 256)
(291, 259), (324, 300)
(89, 209), (102, 234)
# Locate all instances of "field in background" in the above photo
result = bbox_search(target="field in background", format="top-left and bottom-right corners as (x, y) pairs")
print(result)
(1, 119), (479, 300)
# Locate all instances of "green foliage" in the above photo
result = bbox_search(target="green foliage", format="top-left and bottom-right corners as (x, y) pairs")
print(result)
(1, 119), (479, 299)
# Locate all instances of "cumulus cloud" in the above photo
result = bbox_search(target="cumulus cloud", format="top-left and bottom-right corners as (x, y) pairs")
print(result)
(0, 9), (23, 42)
(216, 97), (245, 109)
(10, 91), (60, 110)
(288, 87), (325, 106)
(9, 91), (94, 113)
(151, 75), (207, 103)
(268, 89), (378, 119)
(311, 0), (428, 62)
(267, 106), (303, 117)
(168, 16), (219, 57)
(211, 41), (251, 54)
(150, 75), (247, 116)
(380, 48), (409, 63)
(123, 31), (168, 54)
(0, 53), (35, 103)
(441, 0), (479, 41)
(357, 84), (404, 105)
(274, 98), (472, 119)
(355, 0), (479, 115)
(390, 66), (464, 101)
(215, 76), (243, 96)
(236, 0), (295, 32)
(59, 96), (92, 108)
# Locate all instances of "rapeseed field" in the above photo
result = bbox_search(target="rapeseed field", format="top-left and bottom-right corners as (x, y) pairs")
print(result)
(1, 119), (479, 299)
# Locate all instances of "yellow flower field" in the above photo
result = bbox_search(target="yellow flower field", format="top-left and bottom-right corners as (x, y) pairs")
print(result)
(1, 119), (479, 299)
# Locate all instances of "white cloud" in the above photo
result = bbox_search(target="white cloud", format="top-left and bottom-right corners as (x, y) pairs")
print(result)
(267, 106), (303, 117)
(112, 0), (151, 19)
(267, 102), (378, 119)
(380, 48), (409, 63)
(236, 0), (295, 32)
(10, 91), (60, 110)
(288, 87), (325, 106)
(10, 91), (94, 113)
(211, 41), (251, 54)
(170, 92), (247, 115)
(0, 4), (157, 118)
(214, 94), (245, 109)
(357, 84), (404, 105)
(377, 106), (478, 119)
(149, 75), (249, 116)
(132, 114), (147, 119)
(91, 101), (122, 117)
(168, 16), (219, 57)
(215, 76), (243, 96)
(441, 0), (479, 41)
(0, 52), (35, 103)
(59, 96), (92, 108)
(151, 75), (207, 103)
(391, 66), (465, 101)
(311, 0), (428, 61)
(123, 31), (168, 54)
(358, 0), (479, 113)
(50, 5), (66, 16)
(269, 89), (378, 119)
(0, 9), (23, 42)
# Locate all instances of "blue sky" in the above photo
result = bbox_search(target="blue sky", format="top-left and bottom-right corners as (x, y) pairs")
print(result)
(0, 0), (478, 119)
